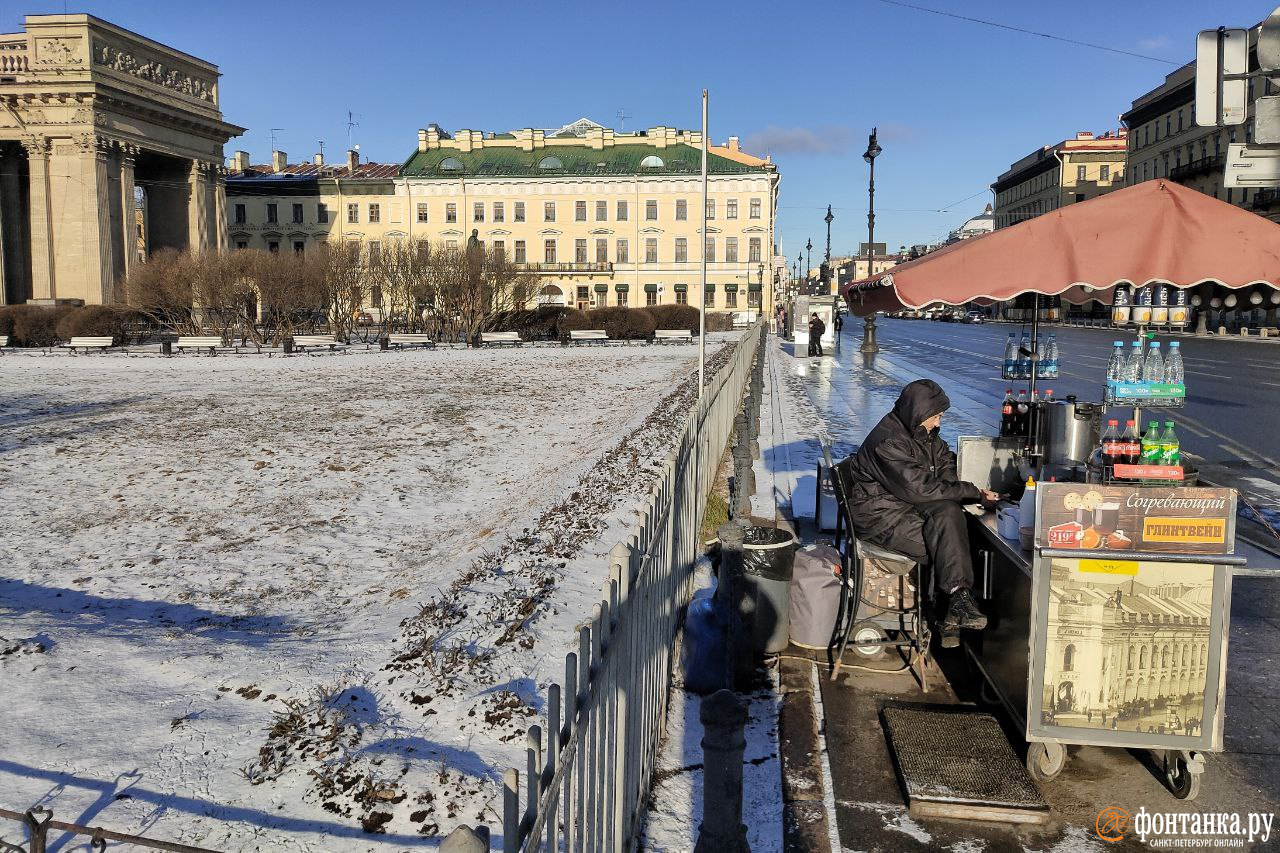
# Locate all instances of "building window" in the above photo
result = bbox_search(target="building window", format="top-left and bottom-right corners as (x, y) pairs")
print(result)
(514, 240), (527, 264)
(645, 237), (658, 263)
(266, 203), (278, 224)
(1100, 164), (1111, 181)
(575, 200), (587, 221)
(1166, 116), (1171, 137)
(445, 203), (457, 223)
(544, 239), (557, 264)
(347, 203), (359, 224)
(676, 199), (687, 220)
(749, 237), (761, 263)
(493, 201), (504, 222)
(705, 199), (715, 220)
(492, 239), (505, 259)
(514, 201), (526, 222)
(616, 239), (629, 263)
(675, 287), (688, 305)
(726, 198), (738, 219)
(595, 200), (607, 221)
(725, 237), (739, 263)
(268, 240), (280, 253)
(292, 203), (304, 224)
(617, 200), (628, 221)
(473, 202), (484, 222)
(417, 240), (430, 262)
(446, 239), (458, 250)
(645, 199), (658, 220)
(234, 203), (246, 224)
(317, 203), (329, 223)
(1077, 165), (1086, 181)
(544, 201), (556, 222)
(705, 237), (716, 263)
(577, 285), (589, 304)
(704, 286), (715, 308)
(293, 240), (305, 254)
(235, 240), (248, 250)
(726, 288), (738, 308)
(645, 287), (658, 306)
(594, 288), (607, 308)
(748, 288), (761, 309)
(750, 198), (762, 219)
(368, 203), (380, 223)
(675, 237), (688, 263)
(616, 289), (629, 307)
(596, 238), (608, 263)
(368, 241), (381, 263)
(1177, 110), (1183, 132)
(575, 238), (588, 263)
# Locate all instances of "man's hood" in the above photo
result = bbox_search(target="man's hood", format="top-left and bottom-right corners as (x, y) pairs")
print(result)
(892, 379), (950, 431)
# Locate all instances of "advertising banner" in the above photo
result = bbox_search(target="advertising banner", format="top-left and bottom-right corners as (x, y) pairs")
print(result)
(1035, 484), (1236, 555)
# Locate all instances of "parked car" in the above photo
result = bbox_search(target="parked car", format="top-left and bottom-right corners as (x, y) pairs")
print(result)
(964, 311), (986, 324)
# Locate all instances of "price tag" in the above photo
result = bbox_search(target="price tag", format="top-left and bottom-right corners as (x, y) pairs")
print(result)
(1078, 558), (1139, 575)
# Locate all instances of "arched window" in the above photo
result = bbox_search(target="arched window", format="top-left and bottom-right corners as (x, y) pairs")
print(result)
(439, 157), (464, 173)
(538, 156), (563, 170)
(1063, 644), (1076, 673)
(640, 154), (664, 168)
(1139, 647), (1147, 668)
(1128, 646), (1136, 670)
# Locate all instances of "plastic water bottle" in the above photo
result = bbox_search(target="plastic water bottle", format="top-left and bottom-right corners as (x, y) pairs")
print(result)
(1165, 340), (1184, 388)
(1018, 332), (1032, 379)
(1106, 341), (1126, 383)
(1047, 334), (1060, 379)
(1002, 333), (1017, 380)
(1144, 342), (1165, 403)
(1124, 341), (1144, 382)
(1035, 338), (1047, 379)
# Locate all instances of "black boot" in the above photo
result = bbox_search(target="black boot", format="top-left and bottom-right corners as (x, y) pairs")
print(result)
(943, 588), (988, 632)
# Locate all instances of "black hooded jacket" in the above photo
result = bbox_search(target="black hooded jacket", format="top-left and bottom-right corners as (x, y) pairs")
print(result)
(840, 379), (982, 541)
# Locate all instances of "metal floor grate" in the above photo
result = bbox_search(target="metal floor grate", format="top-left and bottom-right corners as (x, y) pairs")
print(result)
(883, 705), (1050, 824)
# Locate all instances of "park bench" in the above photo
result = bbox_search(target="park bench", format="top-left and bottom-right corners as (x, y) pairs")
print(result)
(652, 329), (696, 344)
(291, 334), (348, 353)
(175, 336), (225, 356)
(386, 333), (436, 350)
(479, 331), (523, 348)
(65, 336), (115, 353)
(566, 329), (609, 345)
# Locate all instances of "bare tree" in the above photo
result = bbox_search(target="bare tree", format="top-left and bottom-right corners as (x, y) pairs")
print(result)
(189, 249), (255, 344)
(246, 249), (325, 345)
(123, 248), (199, 335)
(321, 241), (365, 342)
(426, 241), (538, 344)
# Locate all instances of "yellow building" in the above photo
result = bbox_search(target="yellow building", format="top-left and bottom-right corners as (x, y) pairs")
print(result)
(1121, 22), (1280, 222)
(226, 118), (781, 315)
(992, 130), (1128, 229)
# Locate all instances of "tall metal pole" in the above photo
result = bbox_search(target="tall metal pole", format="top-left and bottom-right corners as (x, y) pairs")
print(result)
(824, 204), (834, 296)
(861, 127), (882, 354)
(805, 239), (812, 293)
(699, 88), (708, 399)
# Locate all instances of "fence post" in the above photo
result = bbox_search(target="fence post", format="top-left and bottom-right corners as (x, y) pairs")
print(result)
(23, 807), (51, 853)
(716, 520), (753, 690)
(503, 769), (520, 853)
(694, 689), (751, 853)
(441, 825), (489, 853)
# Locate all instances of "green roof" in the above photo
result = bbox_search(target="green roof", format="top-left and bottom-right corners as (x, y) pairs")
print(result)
(400, 143), (767, 178)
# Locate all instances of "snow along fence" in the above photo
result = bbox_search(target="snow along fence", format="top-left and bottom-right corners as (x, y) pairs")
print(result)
(486, 322), (766, 852)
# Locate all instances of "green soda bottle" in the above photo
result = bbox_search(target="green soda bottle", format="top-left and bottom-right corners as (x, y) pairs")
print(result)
(1141, 421), (1163, 465)
(1160, 421), (1180, 466)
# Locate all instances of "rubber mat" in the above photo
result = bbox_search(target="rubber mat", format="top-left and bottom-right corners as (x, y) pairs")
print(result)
(882, 705), (1051, 824)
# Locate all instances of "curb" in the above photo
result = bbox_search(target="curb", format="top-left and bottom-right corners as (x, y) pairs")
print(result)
(778, 654), (832, 853)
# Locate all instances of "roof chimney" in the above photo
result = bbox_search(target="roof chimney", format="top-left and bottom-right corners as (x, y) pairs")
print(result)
(271, 150), (287, 172)
(314, 152), (324, 166)
(728, 136), (740, 152)
(230, 150), (251, 172)
(347, 148), (359, 173)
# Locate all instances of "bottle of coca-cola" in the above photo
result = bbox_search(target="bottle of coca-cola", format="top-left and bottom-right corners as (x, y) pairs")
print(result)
(1015, 390), (1030, 436)
(1100, 419), (1122, 480)
(1122, 419), (1142, 467)
(1000, 389), (1016, 436)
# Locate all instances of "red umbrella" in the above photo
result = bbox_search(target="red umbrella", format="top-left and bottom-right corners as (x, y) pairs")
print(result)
(843, 180), (1280, 315)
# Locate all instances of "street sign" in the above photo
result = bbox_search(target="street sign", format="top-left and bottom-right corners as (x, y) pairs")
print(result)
(1195, 28), (1249, 127)
(1224, 142), (1280, 187)
(1260, 6), (1280, 84)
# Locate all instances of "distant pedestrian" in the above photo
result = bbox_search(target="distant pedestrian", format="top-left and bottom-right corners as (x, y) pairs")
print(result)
(834, 312), (844, 333)
(808, 313), (826, 357)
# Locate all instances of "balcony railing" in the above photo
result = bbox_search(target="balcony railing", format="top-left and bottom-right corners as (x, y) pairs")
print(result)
(1251, 188), (1280, 210)
(1168, 154), (1225, 183)
(0, 36), (28, 74)
(516, 261), (613, 274)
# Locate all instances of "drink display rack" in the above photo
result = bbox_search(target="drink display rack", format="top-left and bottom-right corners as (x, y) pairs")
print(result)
(1098, 315), (1188, 485)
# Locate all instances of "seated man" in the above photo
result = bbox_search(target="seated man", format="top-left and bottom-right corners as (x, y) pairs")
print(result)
(840, 379), (998, 648)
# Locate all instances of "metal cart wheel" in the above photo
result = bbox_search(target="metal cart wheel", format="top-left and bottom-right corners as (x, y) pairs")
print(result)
(1164, 751), (1203, 801)
(1025, 741), (1067, 783)
(979, 679), (1000, 707)
(851, 626), (889, 660)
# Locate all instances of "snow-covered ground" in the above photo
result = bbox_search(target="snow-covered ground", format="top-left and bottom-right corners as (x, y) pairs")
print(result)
(0, 341), (731, 851)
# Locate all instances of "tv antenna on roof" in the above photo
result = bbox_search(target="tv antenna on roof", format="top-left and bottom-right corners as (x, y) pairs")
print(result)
(318, 140), (325, 162)
(617, 108), (631, 132)
(347, 111), (359, 150)
(269, 127), (284, 154)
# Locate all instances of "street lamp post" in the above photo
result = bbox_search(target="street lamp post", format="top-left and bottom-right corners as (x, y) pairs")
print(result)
(823, 204), (834, 295)
(805, 239), (813, 294)
(861, 127), (882, 354)
(757, 262), (764, 316)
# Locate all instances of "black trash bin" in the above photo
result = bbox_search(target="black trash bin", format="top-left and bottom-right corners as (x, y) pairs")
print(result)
(740, 526), (797, 654)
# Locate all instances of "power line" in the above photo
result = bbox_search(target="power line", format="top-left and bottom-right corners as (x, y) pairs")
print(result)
(868, 0), (1179, 65)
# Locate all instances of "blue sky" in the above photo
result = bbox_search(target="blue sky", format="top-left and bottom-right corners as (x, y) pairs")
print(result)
(4, 0), (1267, 256)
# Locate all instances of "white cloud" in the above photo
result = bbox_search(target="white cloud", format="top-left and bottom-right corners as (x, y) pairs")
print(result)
(1138, 35), (1171, 51)
(741, 125), (859, 156)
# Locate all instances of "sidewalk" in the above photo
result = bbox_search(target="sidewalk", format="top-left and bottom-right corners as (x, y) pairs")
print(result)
(762, 328), (1280, 852)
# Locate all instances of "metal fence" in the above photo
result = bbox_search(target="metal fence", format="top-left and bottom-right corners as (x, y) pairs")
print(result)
(0, 805), (219, 853)
(492, 323), (766, 852)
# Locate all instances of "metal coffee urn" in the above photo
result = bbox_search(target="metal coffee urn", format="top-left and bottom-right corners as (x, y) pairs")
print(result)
(1043, 396), (1102, 475)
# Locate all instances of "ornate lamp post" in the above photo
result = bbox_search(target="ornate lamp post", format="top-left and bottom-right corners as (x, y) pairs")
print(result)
(823, 205), (834, 295)
(805, 239), (813, 294)
(861, 127), (883, 354)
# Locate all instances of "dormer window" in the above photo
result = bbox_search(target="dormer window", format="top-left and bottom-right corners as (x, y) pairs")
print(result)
(538, 156), (564, 170)
(640, 155), (664, 168)
(439, 157), (464, 172)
